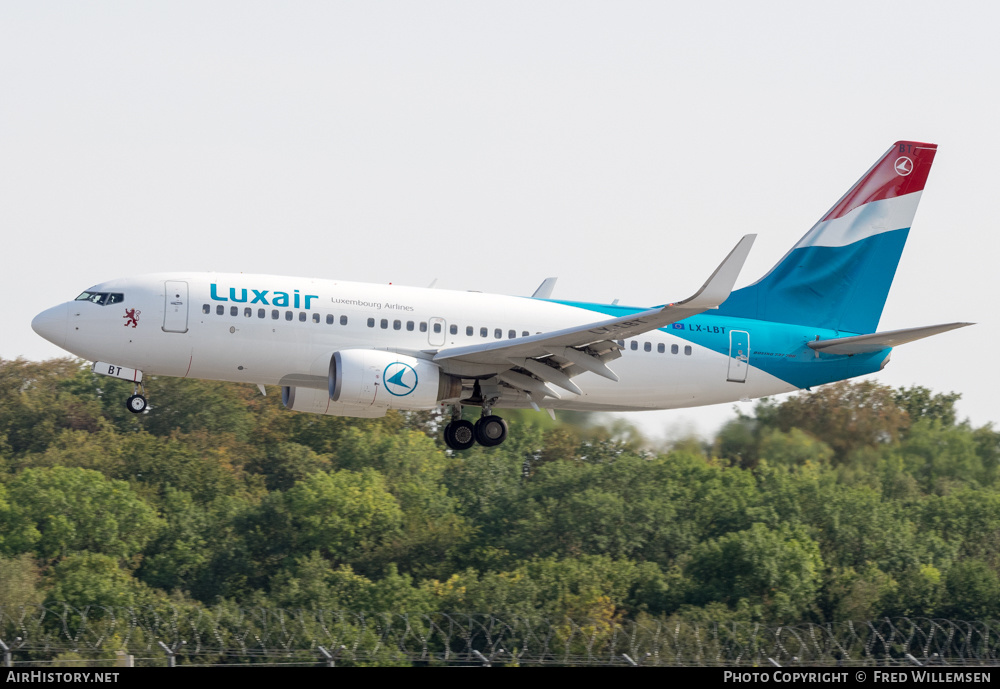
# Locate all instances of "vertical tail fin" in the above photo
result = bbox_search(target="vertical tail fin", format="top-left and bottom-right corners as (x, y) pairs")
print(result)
(716, 141), (937, 333)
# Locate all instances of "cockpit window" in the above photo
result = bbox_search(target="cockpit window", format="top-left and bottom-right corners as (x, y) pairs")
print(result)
(75, 291), (125, 306)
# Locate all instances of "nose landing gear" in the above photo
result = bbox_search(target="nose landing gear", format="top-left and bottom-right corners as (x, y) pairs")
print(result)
(125, 382), (148, 414)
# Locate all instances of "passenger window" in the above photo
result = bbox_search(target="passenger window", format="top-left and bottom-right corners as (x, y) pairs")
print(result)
(285, 311), (293, 321)
(630, 341), (638, 351)
(522, 331), (529, 337)
(671, 344), (679, 354)
(230, 306), (238, 316)
(617, 340), (625, 347)
(298, 312), (306, 322)
(466, 326), (473, 336)
(326, 314), (334, 324)
(272, 310), (279, 320)
(340, 315), (348, 326)
(258, 309), (265, 318)
(380, 319), (388, 329)
(644, 342), (651, 352)
(419, 322), (427, 332)
(367, 318), (375, 328)
(657, 343), (665, 353)
(202, 304), (210, 314)
(216, 305), (225, 316)
(393, 320), (401, 330)
(480, 327), (488, 338)
(493, 329), (500, 339)
(508, 330), (516, 339)
(434, 323), (442, 333)
(407, 321), (415, 331)
(450, 324), (457, 335)
(245, 308), (252, 317)
(684, 345), (692, 355)
(312, 313), (320, 323)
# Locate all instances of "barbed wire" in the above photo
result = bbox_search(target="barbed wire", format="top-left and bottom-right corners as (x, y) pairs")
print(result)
(2, 605), (1000, 666)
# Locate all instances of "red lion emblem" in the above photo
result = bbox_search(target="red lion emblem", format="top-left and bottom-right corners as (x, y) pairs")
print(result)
(123, 308), (140, 328)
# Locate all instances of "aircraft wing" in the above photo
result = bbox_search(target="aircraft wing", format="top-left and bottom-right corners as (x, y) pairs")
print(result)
(431, 235), (755, 396)
(806, 322), (972, 355)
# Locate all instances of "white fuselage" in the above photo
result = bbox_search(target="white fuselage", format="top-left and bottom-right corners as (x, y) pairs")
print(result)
(32, 272), (800, 413)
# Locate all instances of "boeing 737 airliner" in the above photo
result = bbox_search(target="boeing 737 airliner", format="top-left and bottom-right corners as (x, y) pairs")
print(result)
(32, 141), (970, 450)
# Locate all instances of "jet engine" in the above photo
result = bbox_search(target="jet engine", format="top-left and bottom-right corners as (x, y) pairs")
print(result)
(330, 350), (462, 411)
(281, 385), (387, 418)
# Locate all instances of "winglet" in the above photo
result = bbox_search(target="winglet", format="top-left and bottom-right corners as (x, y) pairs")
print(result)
(532, 278), (558, 299)
(676, 234), (756, 310)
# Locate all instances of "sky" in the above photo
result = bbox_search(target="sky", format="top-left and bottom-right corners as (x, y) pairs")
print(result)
(2, 1), (997, 442)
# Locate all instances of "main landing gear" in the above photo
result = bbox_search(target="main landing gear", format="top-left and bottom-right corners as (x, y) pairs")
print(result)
(125, 382), (148, 414)
(442, 404), (509, 451)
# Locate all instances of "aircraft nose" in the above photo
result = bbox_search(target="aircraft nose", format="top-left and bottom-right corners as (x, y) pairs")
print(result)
(31, 303), (69, 348)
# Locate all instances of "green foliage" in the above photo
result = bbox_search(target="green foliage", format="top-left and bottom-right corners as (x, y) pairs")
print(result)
(1, 466), (162, 561)
(2, 359), (999, 628)
(683, 523), (823, 622)
(46, 552), (158, 609)
(939, 559), (1000, 620)
(0, 553), (44, 607)
(894, 386), (962, 427)
(755, 381), (911, 462)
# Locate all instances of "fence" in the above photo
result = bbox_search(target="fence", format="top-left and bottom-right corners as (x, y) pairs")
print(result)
(2, 605), (1000, 666)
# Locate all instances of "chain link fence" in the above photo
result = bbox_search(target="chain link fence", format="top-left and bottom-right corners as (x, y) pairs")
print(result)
(2, 605), (1000, 666)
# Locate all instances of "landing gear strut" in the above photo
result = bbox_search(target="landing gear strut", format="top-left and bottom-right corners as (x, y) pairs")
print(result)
(125, 382), (148, 414)
(442, 401), (508, 451)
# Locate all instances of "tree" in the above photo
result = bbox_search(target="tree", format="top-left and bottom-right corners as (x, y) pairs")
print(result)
(939, 560), (1000, 620)
(243, 469), (403, 579)
(761, 381), (910, 461)
(892, 420), (985, 491)
(46, 552), (157, 609)
(894, 386), (961, 427)
(0, 359), (109, 456)
(683, 523), (824, 622)
(0, 553), (44, 607)
(1, 466), (162, 561)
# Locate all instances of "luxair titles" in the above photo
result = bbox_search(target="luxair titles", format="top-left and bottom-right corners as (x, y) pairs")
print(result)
(209, 284), (413, 311)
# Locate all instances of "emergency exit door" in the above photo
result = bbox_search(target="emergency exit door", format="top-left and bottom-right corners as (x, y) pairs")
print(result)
(162, 281), (189, 333)
(727, 330), (750, 383)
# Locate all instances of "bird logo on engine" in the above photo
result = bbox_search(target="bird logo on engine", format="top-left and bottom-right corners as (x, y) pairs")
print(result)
(383, 362), (418, 396)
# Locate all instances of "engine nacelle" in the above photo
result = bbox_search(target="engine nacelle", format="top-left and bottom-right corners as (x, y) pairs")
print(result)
(281, 385), (387, 418)
(330, 350), (461, 411)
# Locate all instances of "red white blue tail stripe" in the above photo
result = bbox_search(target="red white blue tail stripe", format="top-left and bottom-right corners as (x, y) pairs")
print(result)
(716, 141), (937, 334)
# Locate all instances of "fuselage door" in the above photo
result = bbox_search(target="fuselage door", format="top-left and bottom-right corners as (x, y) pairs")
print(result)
(728, 330), (750, 383)
(428, 317), (446, 347)
(163, 280), (189, 333)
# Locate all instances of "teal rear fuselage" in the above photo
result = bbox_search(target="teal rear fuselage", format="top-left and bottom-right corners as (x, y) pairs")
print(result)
(550, 300), (889, 391)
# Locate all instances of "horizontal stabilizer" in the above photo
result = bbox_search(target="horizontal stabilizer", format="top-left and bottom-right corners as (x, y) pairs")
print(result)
(807, 322), (972, 355)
